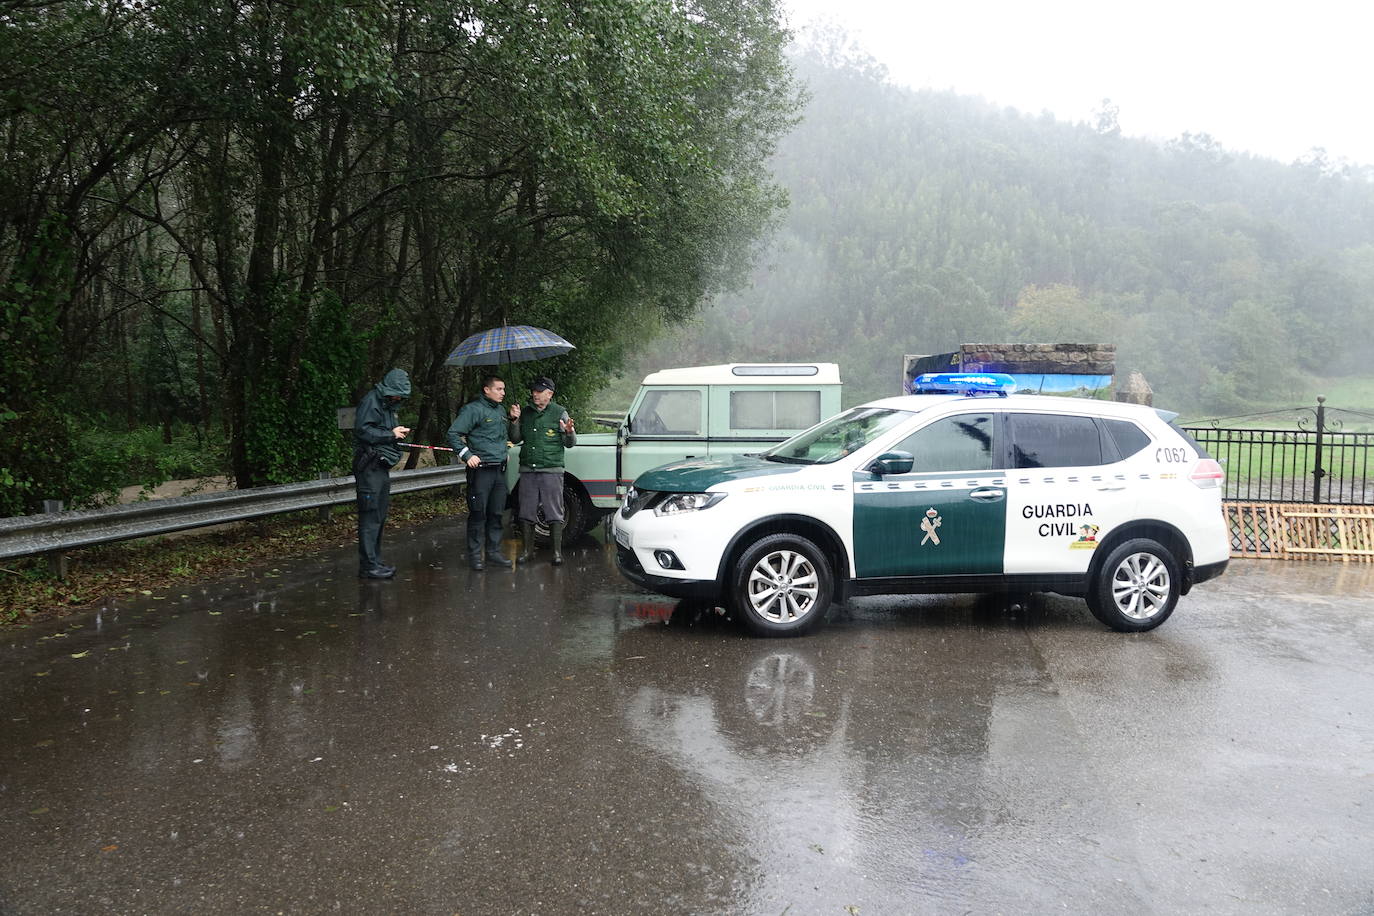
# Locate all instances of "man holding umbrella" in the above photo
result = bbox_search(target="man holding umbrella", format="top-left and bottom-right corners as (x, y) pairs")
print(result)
(443, 324), (577, 570)
(447, 375), (518, 570)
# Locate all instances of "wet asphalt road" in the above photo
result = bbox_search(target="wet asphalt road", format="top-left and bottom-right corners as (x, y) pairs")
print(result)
(2, 516), (1373, 915)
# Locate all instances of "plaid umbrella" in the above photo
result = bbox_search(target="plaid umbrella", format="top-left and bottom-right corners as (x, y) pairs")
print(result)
(443, 325), (575, 367)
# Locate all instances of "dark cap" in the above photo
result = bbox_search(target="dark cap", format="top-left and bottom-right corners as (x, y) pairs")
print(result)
(531, 377), (555, 393)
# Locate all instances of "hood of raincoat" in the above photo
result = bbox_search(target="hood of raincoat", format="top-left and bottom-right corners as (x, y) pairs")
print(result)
(376, 368), (411, 399)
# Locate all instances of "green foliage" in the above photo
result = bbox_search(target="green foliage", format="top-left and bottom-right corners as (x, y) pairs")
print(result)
(243, 290), (365, 484)
(1011, 284), (1108, 341)
(1, 0), (800, 500)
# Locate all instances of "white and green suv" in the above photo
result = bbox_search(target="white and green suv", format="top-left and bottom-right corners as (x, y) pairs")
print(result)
(612, 374), (1229, 636)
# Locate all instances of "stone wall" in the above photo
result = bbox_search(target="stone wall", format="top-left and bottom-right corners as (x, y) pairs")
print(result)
(957, 343), (1116, 376)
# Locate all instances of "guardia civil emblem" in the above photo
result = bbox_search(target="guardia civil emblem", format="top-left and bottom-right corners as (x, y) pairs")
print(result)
(920, 508), (942, 546)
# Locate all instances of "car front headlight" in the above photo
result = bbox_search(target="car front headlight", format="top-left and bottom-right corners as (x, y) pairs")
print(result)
(654, 492), (726, 516)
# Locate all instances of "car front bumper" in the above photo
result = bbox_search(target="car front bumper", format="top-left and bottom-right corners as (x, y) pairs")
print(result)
(615, 542), (720, 599)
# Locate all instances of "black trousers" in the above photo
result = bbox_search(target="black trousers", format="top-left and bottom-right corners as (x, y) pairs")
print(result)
(466, 465), (508, 558)
(355, 460), (391, 572)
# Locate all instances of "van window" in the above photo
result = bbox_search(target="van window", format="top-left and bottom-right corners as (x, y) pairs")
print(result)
(730, 390), (822, 430)
(893, 413), (995, 472)
(632, 389), (702, 436)
(1009, 413), (1103, 468)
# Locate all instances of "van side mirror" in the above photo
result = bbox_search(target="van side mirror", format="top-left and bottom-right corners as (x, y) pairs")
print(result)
(869, 451), (914, 476)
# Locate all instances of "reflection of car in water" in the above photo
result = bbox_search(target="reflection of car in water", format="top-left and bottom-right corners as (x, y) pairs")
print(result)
(612, 621), (1088, 907)
(615, 373), (1229, 636)
(744, 652), (817, 729)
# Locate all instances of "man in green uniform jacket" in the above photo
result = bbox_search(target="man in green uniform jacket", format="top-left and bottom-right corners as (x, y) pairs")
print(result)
(353, 368), (411, 579)
(447, 375), (518, 570)
(510, 377), (577, 565)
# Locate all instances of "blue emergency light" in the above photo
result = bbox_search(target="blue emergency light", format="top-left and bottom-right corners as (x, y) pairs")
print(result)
(911, 372), (1016, 396)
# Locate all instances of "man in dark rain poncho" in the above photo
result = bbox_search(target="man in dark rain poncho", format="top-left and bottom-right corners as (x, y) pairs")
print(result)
(353, 369), (411, 579)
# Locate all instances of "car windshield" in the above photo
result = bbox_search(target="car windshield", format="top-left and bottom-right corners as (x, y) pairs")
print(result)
(761, 407), (911, 465)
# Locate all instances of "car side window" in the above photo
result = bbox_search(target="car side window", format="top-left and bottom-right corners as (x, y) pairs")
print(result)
(1010, 413), (1103, 468)
(892, 413), (995, 473)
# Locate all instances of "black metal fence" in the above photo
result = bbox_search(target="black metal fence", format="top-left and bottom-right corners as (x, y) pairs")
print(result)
(1182, 399), (1374, 505)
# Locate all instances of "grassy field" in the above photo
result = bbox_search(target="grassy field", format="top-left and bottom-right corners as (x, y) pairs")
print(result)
(1293, 374), (1374, 410)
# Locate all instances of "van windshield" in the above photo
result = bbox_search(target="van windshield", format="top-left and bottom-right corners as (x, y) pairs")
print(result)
(761, 407), (911, 465)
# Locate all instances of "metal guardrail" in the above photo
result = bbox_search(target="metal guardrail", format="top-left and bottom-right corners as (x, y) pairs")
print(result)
(0, 466), (466, 561)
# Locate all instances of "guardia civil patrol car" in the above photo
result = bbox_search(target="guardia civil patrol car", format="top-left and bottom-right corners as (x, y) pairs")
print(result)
(612, 373), (1229, 636)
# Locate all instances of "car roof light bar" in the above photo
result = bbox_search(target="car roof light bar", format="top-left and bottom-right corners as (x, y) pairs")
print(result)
(911, 372), (1016, 397)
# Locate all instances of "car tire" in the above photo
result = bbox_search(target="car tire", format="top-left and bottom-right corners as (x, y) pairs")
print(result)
(1086, 538), (1181, 632)
(729, 533), (833, 637)
(527, 481), (589, 542)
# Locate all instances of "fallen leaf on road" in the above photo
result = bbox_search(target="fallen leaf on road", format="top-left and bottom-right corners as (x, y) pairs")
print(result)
(70, 651), (89, 659)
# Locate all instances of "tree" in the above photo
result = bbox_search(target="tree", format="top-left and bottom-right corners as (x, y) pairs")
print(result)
(0, 0), (801, 510)
(1010, 284), (1108, 342)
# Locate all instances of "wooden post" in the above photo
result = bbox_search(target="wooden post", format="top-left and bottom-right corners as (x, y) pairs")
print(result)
(43, 500), (69, 579)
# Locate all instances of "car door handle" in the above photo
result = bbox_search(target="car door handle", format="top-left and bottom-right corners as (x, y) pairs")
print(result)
(969, 487), (1005, 502)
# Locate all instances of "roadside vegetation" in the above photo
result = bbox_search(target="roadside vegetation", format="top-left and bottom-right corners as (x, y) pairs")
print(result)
(1, 0), (801, 517)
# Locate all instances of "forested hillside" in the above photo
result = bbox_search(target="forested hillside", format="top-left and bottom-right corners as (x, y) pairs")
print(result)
(627, 39), (1374, 410)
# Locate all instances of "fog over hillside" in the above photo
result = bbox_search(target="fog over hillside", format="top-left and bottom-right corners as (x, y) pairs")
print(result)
(627, 40), (1374, 413)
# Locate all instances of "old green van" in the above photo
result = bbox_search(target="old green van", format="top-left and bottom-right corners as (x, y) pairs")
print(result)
(509, 363), (842, 538)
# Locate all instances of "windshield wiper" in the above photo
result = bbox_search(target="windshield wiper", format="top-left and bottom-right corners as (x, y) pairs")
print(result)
(763, 454), (812, 464)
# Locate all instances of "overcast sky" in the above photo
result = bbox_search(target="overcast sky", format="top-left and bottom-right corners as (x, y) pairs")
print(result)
(782, 0), (1370, 168)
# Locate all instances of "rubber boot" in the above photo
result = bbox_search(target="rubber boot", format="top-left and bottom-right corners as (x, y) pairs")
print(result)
(517, 522), (537, 564)
(550, 522), (565, 566)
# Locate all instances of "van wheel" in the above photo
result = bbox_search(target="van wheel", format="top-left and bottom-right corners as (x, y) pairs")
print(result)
(1087, 538), (1181, 632)
(527, 482), (589, 542)
(729, 534), (833, 637)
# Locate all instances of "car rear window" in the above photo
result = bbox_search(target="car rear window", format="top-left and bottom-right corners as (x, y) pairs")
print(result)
(1168, 422), (1212, 459)
(1102, 419), (1151, 459)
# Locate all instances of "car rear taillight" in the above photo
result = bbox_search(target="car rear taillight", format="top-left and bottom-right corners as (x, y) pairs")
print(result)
(1189, 458), (1224, 488)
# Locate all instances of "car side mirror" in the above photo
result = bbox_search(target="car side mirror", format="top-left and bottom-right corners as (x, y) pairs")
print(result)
(869, 451), (914, 476)
(617, 421), (630, 445)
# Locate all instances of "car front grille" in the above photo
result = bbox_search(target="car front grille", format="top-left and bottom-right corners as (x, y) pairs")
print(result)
(620, 487), (657, 519)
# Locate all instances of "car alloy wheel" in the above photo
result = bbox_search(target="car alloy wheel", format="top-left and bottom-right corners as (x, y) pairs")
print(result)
(1110, 551), (1172, 620)
(747, 548), (820, 623)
